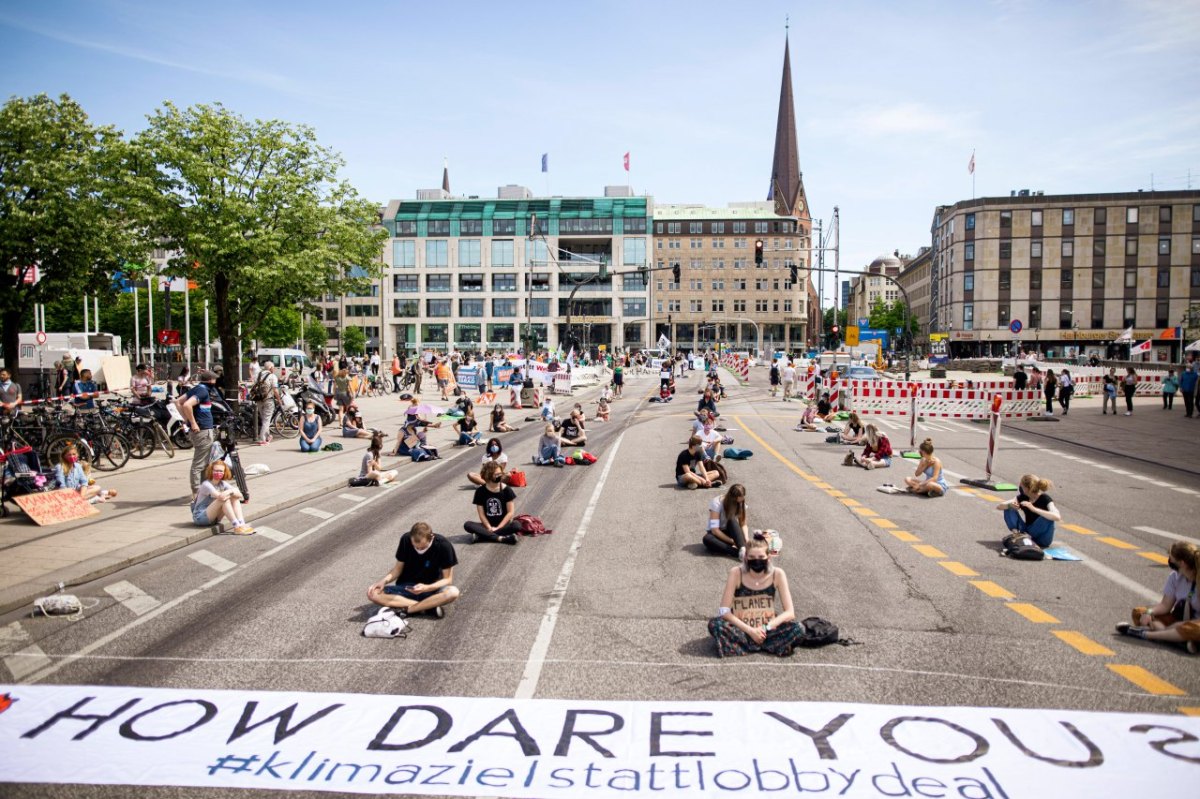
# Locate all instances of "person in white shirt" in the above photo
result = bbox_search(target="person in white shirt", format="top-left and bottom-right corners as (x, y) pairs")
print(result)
(468, 437), (509, 486)
(1118, 541), (1200, 653)
(782, 362), (798, 401)
(191, 461), (254, 534)
(248, 359), (261, 382)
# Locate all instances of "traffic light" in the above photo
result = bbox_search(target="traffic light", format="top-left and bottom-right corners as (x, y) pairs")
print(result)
(831, 325), (839, 336)
(754, 239), (764, 265)
(671, 263), (680, 283)
(638, 264), (649, 283)
(599, 260), (608, 280)
(789, 264), (798, 284)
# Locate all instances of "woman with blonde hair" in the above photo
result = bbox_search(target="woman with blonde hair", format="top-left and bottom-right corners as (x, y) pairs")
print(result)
(1117, 542), (1200, 653)
(847, 423), (892, 469)
(54, 444), (115, 503)
(192, 460), (254, 534)
(997, 474), (1060, 547)
(903, 439), (948, 497)
(708, 531), (805, 657)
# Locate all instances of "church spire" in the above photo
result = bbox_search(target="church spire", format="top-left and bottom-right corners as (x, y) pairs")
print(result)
(769, 32), (804, 217)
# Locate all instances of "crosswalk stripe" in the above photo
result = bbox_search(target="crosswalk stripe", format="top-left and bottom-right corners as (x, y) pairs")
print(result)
(336, 493), (365, 502)
(253, 526), (293, 543)
(189, 549), (237, 573)
(4, 644), (52, 681)
(103, 581), (161, 616)
(0, 621), (31, 655)
(300, 507), (334, 520)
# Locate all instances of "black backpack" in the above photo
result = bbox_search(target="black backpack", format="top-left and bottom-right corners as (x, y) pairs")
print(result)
(799, 617), (839, 647)
(1002, 531), (1045, 561)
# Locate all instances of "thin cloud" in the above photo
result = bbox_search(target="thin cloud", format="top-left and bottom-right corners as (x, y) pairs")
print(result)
(807, 102), (978, 143)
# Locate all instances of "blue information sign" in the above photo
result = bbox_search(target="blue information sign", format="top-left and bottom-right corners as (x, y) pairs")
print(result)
(1009, 319), (1023, 334)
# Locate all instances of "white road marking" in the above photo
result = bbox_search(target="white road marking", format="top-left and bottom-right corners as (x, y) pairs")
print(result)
(103, 581), (161, 616)
(253, 525), (293, 543)
(336, 493), (365, 502)
(515, 430), (627, 700)
(4, 645), (51, 681)
(0, 621), (31, 655)
(1076, 555), (1159, 603)
(923, 422), (950, 432)
(1109, 469), (1133, 476)
(1129, 474), (1155, 482)
(1133, 526), (1200, 546)
(299, 507), (334, 519)
(188, 550), (237, 573)
(1169, 486), (1199, 495)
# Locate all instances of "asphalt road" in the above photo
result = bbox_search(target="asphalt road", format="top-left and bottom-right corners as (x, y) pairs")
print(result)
(3, 366), (1199, 797)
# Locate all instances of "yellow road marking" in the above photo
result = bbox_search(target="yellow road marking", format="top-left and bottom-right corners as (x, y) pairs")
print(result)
(1138, 551), (1169, 565)
(826, 490), (847, 498)
(870, 518), (898, 529)
(1062, 523), (1097, 535)
(852, 507), (879, 517)
(969, 580), (1014, 599)
(839, 498), (862, 507)
(814, 482), (833, 489)
(732, 416), (817, 483)
(939, 561), (979, 577)
(1098, 536), (1139, 550)
(912, 544), (947, 559)
(1052, 631), (1114, 656)
(1006, 603), (1060, 624)
(801, 475), (821, 482)
(1178, 707), (1200, 716)
(891, 530), (921, 542)
(972, 490), (1003, 502)
(1108, 665), (1186, 696)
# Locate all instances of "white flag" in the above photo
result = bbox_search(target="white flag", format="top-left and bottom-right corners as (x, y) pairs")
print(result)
(566, 346), (576, 365)
(1130, 339), (1152, 354)
(968, 150), (975, 175)
(657, 333), (671, 350)
(1115, 325), (1134, 343)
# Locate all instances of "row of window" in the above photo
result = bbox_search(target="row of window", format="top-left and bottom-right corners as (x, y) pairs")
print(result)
(966, 235), (1200, 261)
(990, 300), (1177, 330)
(392, 238), (647, 269)
(960, 265), (1197, 292)
(393, 299), (650, 319)
(654, 258), (800, 270)
(655, 299), (795, 314)
(966, 204), (1199, 231)
(663, 277), (799, 292)
(659, 238), (797, 250)
(394, 218), (649, 237)
(657, 220), (796, 235)
(392, 273), (651, 293)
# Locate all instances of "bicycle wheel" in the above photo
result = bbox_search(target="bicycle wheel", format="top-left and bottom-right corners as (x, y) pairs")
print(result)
(272, 410), (299, 439)
(126, 425), (156, 459)
(45, 434), (90, 468)
(227, 450), (250, 502)
(91, 432), (131, 471)
(153, 422), (175, 458)
(170, 426), (193, 450)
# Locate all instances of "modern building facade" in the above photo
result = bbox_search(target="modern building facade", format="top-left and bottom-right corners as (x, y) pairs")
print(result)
(929, 190), (1200, 360)
(376, 190), (652, 355)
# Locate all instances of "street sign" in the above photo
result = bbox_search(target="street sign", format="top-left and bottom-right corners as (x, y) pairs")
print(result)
(35, 331), (47, 345)
(845, 326), (860, 346)
(1009, 319), (1023, 334)
(858, 318), (869, 327)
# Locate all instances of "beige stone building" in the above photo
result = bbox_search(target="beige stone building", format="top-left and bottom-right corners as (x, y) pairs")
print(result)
(895, 247), (932, 347)
(929, 190), (1200, 360)
(846, 253), (903, 326)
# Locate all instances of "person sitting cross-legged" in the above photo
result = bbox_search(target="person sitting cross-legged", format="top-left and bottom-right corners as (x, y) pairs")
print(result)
(366, 521), (460, 619)
(464, 460), (520, 544)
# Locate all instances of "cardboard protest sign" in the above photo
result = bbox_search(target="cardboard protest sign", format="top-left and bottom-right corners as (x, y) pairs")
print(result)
(13, 489), (100, 526)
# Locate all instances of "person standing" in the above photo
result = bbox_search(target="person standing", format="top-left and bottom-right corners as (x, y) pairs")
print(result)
(1057, 369), (1073, 415)
(333, 368), (353, 423)
(1013, 364), (1028, 390)
(252, 361), (279, 445)
(1102, 368), (1118, 415)
(768, 361), (781, 397)
(1122, 366), (1137, 416)
(1161, 368), (1178, 410)
(176, 370), (220, 497)
(1180, 360), (1198, 418)
(54, 357), (72, 398)
(391, 353), (403, 392)
(72, 369), (98, 410)
(781, 361), (797, 401)
(1042, 368), (1057, 416)
(435, 358), (453, 401)
(0, 368), (21, 416)
(370, 350), (381, 376)
(129, 363), (154, 406)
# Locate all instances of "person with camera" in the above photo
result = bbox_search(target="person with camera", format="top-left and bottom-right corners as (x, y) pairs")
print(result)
(1117, 542), (1200, 653)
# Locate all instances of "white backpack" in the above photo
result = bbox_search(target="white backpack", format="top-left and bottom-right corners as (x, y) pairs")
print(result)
(362, 608), (409, 639)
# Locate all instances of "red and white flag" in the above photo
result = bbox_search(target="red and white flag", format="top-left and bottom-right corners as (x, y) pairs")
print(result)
(623, 152), (630, 172)
(1130, 339), (1152, 355)
(967, 150), (975, 175)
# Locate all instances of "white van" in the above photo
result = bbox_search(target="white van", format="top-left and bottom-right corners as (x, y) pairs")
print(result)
(257, 348), (312, 374)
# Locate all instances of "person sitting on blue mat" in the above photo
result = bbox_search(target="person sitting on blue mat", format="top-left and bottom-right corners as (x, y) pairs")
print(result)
(997, 474), (1061, 548)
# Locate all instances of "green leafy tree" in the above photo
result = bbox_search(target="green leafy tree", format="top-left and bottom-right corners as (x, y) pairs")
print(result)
(302, 316), (327, 355)
(0, 94), (146, 376)
(134, 103), (386, 388)
(342, 325), (366, 356)
(256, 306), (301, 348)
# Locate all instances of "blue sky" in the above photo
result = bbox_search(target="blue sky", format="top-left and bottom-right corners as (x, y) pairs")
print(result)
(2, 0), (1197, 300)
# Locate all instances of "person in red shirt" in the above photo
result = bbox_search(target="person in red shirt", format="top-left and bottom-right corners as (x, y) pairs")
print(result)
(849, 423), (892, 469)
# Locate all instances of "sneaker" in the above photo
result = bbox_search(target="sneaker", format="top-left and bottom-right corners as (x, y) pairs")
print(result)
(1116, 623), (1147, 638)
(502, 534), (519, 545)
(737, 546), (746, 561)
(429, 605), (445, 619)
(233, 525), (256, 535)
(1124, 412), (1132, 416)
(1188, 640), (1197, 655)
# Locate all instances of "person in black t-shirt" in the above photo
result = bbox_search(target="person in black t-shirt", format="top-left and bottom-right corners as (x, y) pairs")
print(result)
(677, 435), (720, 489)
(1013, 365), (1028, 390)
(559, 409), (587, 447)
(464, 460), (520, 544)
(367, 522), (460, 618)
(997, 473), (1061, 548)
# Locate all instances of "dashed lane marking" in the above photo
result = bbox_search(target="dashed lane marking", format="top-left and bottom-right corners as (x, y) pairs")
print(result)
(1178, 707), (1200, 716)
(1138, 552), (1170, 565)
(839, 498), (862, 507)
(825, 489), (847, 497)
(253, 526), (293, 543)
(4, 645), (51, 681)
(1133, 526), (1200, 546)
(1062, 523), (1097, 535)
(814, 482), (833, 489)
(1052, 631), (1115, 656)
(969, 580), (1015, 599)
(870, 518), (899, 529)
(851, 507), (879, 517)
(188, 550), (237, 573)
(103, 581), (161, 616)
(299, 507), (334, 520)
(336, 493), (365, 502)
(939, 561), (979, 577)
(1006, 603), (1060, 624)
(1098, 536), (1140, 550)
(912, 544), (948, 559)
(890, 530), (921, 542)
(1108, 665), (1186, 696)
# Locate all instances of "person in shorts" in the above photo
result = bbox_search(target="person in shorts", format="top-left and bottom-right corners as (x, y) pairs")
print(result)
(367, 522), (460, 618)
(1117, 541), (1200, 654)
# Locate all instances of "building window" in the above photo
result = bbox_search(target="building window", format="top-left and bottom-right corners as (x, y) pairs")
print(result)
(460, 219), (483, 235)
(964, 242), (975, 260)
(964, 273), (974, 291)
(459, 299), (484, 317)
(733, 258), (747, 269)
(1123, 301), (1135, 327)
(1194, 205), (1200, 223)
(459, 239), (481, 267)
(712, 299), (725, 313)
(998, 305), (1010, 325)
(999, 271), (1011, 291)
(655, 222), (664, 234)
(1000, 210), (1012, 228)
(458, 273), (483, 292)
(1030, 271), (1042, 290)
(427, 299), (451, 317)
(1029, 303), (1041, 328)
(1031, 210), (1042, 227)
(1091, 301), (1104, 329)
(1094, 239), (1106, 258)
(690, 259), (702, 270)
(1095, 207), (1107, 225)
(1126, 207), (1138, 224)
(492, 219), (517, 235)
(999, 242), (1012, 259)
(623, 237), (646, 267)
(1063, 209), (1074, 226)
(712, 222), (725, 234)
(1030, 241), (1043, 258)
(492, 273), (517, 292)
(689, 222), (703, 234)
(733, 278), (747, 290)
(1156, 300), (1169, 328)
(689, 300), (703, 313)
(667, 300), (681, 313)
(426, 274), (451, 292)
(1061, 240), (1073, 257)
(392, 240), (416, 268)
(621, 273), (648, 291)
(1125, 269), (1137, 289)
(393, 300), (418, 318)
(690, 238), (703, 249)
(427, 220), (450, 235)
(425, 240), (448, 268)
(1061, 269), (1073, 288)
(487, 299), (514, 317)
(1193, 236), (1200, 255)
(394, 220), (417, 236)
(732, 222), (746, 234)
(1158, 236), (1171, 256)
(754, 221), (769, 233)
(963, 304), (974, 330)
(491, 240), (514, 268)
(1157, 268), (1170, 288)
(1060, 308), (1074, 329)
(1160, 206), (1172, 224)
(1126, 238), (1137, 256)
(526, 274), (551, 292)
(393, 274), (418, 293)
(1092, 270), (1105, 290)
(622, 299), (646, 317)
(1193, 267), (1200, 287)
(711, 278), (725, 290)
(965, 213), (975, 230)
(733, 300), (746, 313)
(527, 298), (550, 317)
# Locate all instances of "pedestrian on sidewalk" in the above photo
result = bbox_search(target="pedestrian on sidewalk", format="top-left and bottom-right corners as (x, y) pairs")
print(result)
(333, 369), (353, 423)
(1117, 541), (1200, 654)
(1122, 367), (1137, 416)
(1180, 361), (1198, 418)
(708, 531), (804, 657)
(1162, 368), (1178, 410)
(1057, 369), (1073, 414)
(299, 402), (323, 452)
(781, 361), (797, 401)
(367, 522), (460, 619)
(192, 460), (254, 534)
(252, 361), (279, 445)
(177, 370), (220, 497)
(1102, 369), (1118, 414)
(464, 460), (520, 544)
(1042, 369), (1057, 416)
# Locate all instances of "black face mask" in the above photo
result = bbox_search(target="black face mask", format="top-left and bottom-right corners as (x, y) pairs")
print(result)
(747, 559), (769, 573)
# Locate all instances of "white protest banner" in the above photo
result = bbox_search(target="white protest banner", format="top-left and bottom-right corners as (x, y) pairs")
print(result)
(454, 366), (477, 390)
(1, 684), (1197, 797)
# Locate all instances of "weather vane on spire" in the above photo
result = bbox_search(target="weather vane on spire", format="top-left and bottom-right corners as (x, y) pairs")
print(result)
(785, 14), (789, 35)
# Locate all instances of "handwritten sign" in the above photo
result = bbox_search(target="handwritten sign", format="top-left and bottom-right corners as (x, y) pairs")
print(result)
(14, 489), (100, 526)
(731, 591), (776, 629)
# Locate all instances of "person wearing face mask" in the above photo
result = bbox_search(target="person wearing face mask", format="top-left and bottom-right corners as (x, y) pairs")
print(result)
(192, 460), (254, 534)
(367, 521), (460, 619)
(464, 460), (520, 544)
(1118, 541), (1200, 654)
(54, 444), (114, 503)
(299, 403), (323, 452)
(468, 438), (508, 486)
(559, 409), (587, 448)
(708, 531), (804, 657)
(0, 368), (21, 417)
(697, 416), (723, 462)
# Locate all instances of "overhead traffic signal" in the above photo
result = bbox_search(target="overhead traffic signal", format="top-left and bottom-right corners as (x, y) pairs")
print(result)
(789, 264), (798, 284)
(754, 239), (764, 265)
(831, 325), (839, 335)
(671, 263), (680, 283)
